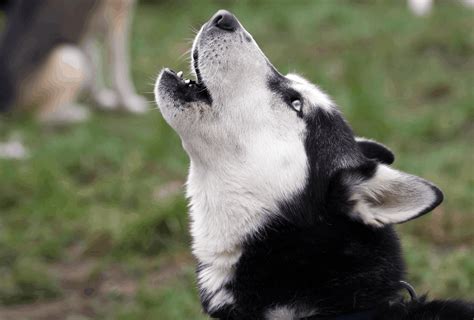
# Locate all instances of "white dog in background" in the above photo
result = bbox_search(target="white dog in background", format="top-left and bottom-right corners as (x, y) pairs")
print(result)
(408, 0), (474, 16)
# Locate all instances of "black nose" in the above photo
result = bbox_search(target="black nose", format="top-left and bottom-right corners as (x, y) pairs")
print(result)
(211, 10), (238, 31)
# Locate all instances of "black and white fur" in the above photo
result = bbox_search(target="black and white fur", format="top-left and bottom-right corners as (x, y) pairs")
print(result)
(155, 10), (473, 320)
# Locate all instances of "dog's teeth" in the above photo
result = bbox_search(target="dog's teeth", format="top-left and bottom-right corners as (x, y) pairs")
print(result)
(177, 71), (183, 78)
(185, 79), (190, 84)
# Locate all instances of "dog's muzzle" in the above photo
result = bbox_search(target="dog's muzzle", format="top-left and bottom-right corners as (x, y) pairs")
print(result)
(158, 68), (212, 105)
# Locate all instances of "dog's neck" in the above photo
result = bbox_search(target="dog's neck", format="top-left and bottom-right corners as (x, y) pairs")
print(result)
(186, 160), (267, 312)
(186, 153), (307, 312)
(185, 129), (308, 257)
(187, 159), (280, 262)
(185, 157), (409, 317)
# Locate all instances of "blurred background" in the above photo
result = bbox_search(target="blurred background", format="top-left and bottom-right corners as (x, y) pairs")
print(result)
(0, 0), (472, 319)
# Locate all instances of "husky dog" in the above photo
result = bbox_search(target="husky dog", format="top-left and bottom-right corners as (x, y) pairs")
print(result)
(155, 10), (473, 320)
(0, 0), (147, 125)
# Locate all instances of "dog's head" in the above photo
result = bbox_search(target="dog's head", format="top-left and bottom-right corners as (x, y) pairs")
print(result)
(155, 10), (442, 228)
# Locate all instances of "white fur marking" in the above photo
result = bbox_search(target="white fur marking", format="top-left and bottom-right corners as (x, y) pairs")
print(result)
(286, 73), (334, 112)
(208, 289), (235, 311)
(266, 306), (296, 320)
(350, 165), (436, 227)
(265, 306), (318, 320)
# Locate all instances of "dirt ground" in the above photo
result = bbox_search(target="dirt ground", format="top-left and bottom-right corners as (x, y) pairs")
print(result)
(0, 245), (192, 320)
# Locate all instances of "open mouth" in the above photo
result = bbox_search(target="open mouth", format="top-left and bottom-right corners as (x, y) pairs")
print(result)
(160, 61), (212, 105)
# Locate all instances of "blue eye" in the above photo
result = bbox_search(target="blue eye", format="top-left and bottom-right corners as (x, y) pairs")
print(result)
(291, 99), (302, 112)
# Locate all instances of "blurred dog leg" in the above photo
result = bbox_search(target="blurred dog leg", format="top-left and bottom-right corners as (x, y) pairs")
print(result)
(104, 0), (147, 113)
(83, 37), (120, 111)
(19, 45), (90, 125)
(408, 0), (433, 16)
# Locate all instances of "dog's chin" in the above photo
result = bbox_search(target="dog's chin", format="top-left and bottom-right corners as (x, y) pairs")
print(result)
(157, 68), (212, 106)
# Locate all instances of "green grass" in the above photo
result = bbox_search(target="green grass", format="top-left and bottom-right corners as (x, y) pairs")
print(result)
(0, 1), (473, 318)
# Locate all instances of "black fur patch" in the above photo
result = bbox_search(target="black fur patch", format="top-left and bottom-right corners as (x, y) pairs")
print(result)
(356, 140), (395, 165)
(374, 296), (474, 320)
(0, 0), (11, 11)
(193, 47), (204, 84)
(268, 72), (304, 117)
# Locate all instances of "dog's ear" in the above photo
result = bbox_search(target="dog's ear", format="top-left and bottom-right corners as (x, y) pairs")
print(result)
(356, 137), (395, 165)
(346, 164), (443, 227)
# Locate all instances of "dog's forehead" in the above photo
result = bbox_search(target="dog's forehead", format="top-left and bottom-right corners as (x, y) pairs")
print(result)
(285, 73), (334, 112)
